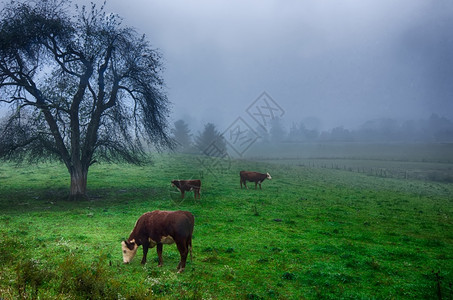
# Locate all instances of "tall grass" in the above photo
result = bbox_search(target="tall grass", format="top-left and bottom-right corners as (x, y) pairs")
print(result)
(0, 153), (452, 299)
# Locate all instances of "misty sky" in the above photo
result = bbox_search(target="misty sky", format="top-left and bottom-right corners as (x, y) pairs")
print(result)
(3, 0), (453, 132)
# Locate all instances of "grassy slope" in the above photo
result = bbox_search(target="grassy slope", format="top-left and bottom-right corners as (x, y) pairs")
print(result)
(0, 153), (452, 299)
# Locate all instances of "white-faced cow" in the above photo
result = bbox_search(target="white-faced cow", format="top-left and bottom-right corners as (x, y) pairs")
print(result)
(121, 210), (194, 273)
(171, 179), (201, 199)
(240, 171), (272, 189)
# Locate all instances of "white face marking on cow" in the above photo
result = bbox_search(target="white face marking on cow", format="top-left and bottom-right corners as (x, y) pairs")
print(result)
(172, 182), (181, 192)
(267, 172), (272, 180)
(122, 240), (138, 263)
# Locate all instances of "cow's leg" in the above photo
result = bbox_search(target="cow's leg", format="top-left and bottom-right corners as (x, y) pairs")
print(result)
(156, 243), (164, 267)
(259, 181), (262, 189)
(141, 242), (149, 264)
(188, 237), (193, 262)
(254, 182), (258, 189)
(176, 240), (189, 273)
(181, 191), (185, 199)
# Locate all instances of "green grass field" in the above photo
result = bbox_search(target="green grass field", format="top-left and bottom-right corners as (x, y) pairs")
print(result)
(246, 142), (453, 183)
(0, 151), (452, 299)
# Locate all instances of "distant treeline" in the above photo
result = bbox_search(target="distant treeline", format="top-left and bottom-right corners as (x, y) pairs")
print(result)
(283, 114), (453, 143)
(171, 114), (453, 155)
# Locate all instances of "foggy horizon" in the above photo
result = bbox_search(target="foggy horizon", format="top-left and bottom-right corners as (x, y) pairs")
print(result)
(1, 0), (453, 135)
(99, 0), (453, 133)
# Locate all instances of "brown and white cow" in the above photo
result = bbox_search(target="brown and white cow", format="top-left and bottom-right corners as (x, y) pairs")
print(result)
(171, 179), (201, 199)
(240, 171), (272, 189)
(121, 210), (194, 273)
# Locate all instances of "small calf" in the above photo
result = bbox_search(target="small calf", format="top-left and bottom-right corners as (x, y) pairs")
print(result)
(171, 179), (201, 199)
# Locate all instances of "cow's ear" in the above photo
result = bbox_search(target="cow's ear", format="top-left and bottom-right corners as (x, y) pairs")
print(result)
(125, 239), (136, 250)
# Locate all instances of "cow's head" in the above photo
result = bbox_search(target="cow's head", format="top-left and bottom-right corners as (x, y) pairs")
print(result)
(266, 172), (272, 180)
(121, 239), (138, 263)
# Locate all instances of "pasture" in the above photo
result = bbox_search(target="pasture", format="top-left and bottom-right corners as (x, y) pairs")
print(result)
(246, 142), (453, 183)
(0, 146), (452, 299)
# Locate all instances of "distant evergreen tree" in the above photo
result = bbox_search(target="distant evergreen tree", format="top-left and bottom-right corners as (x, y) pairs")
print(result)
(172, 120), (192, 152)
(195, 123), (227, 156)
(269, 117), (287, 143)
(256, 125), (269, 143)
(288, 122), (319, 142)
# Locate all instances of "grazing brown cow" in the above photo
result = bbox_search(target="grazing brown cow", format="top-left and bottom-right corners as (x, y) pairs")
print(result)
(171, 179), (201, 199)
(121, 210), (194, 273)
(240, 171), (272, 189)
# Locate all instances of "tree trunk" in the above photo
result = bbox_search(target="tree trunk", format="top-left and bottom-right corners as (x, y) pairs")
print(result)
(69, 166), (88, 200)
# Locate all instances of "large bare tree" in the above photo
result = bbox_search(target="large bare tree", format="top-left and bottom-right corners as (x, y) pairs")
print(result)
(0, 1), (172, 199)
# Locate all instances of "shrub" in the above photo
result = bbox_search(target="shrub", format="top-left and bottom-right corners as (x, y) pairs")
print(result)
(58, 254), (120, 299)
(16, 259), (51, 299)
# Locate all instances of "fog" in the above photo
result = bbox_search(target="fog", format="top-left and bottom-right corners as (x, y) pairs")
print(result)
(2, 0), (453, 134)
(95, 0), (453, 133)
